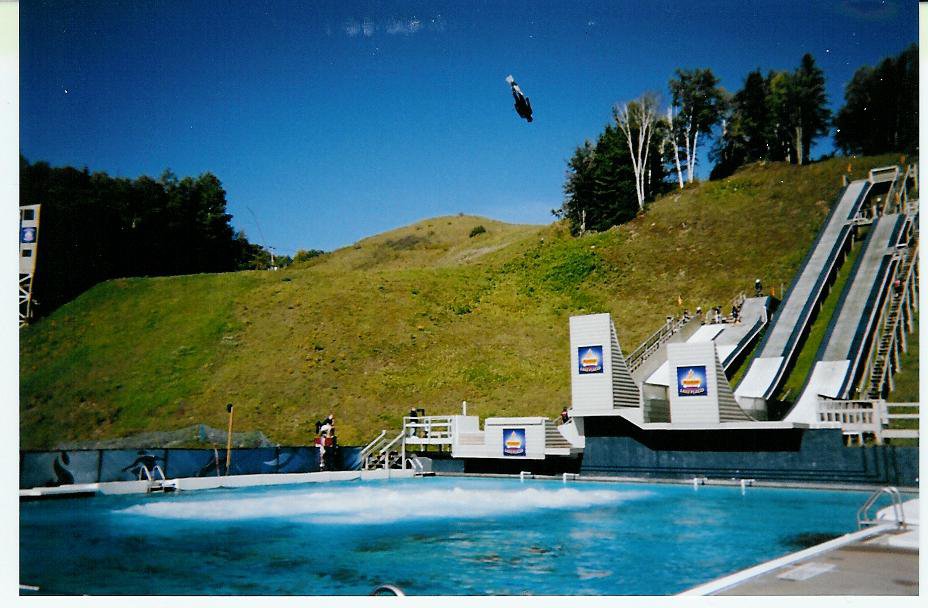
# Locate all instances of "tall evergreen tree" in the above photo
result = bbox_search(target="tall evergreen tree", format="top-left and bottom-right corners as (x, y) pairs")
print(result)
(710, 70), (773, 179)
(793, 53), (831, 164)
(835, 44), (918, 155)
(19, 157), (264, 317)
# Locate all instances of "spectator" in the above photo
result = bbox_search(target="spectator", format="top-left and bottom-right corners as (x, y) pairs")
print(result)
(754, 278), (763, 297)
(317, 414), (335, 470)
(560, 407), (570, 425)
(407, 407), (418, 438)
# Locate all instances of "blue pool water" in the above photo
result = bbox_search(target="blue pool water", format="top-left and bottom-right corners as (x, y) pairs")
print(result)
(20, 477), (876, 595)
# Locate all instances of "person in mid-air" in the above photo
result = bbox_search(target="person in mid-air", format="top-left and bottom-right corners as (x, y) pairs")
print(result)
(506, 75), (533, 122)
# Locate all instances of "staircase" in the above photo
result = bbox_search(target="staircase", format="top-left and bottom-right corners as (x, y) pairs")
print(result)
(359, 429), (406, 470)
(544, 420), (574, 453)
(865, 246), (916, 399)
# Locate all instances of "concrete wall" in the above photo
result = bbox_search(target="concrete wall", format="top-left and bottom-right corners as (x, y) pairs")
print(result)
(580, 416), (918, 486)
(452, 417), (547, 460)
(570, 313), (641, 420)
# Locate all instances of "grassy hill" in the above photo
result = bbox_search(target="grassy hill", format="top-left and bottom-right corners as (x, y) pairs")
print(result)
(20, 155), (903, 448)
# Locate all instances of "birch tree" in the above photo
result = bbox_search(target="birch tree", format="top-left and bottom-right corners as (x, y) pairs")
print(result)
(668, 68), (726, 185)
(614, 93), (659, 210)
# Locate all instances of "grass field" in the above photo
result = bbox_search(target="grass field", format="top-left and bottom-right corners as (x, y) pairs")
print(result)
(19, 155), (907, 448)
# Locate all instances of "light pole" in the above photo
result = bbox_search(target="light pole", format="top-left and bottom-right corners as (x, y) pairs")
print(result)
(225, 403), (234, 474)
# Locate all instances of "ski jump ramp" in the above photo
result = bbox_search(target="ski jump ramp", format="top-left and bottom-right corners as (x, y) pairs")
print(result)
(784, 213), (907, 423)
(734, 178), (873, 417)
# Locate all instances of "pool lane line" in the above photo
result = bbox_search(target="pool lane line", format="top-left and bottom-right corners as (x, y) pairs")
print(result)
(676, 523), (897, 596)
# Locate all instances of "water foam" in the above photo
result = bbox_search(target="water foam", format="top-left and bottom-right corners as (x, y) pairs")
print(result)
(117, 485), (650, 525)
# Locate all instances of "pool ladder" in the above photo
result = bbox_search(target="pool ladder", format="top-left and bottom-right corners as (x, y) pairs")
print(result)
(370, 584), (405, 596)
(857, 486), (906, 529)
(139, 464), (177, 493)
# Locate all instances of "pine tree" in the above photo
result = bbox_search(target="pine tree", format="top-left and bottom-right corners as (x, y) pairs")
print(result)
(835, 44), (917, 155)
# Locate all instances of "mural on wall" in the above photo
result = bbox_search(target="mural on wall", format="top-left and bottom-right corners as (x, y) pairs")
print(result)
(20, 446), (354, 488)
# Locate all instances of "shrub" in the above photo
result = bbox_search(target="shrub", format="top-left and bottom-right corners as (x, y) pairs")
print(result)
(469, 225), (487, 238)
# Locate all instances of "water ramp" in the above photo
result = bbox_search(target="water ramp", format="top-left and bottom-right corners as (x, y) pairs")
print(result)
(785, 213), (906, 423)
(735, 179), (872, 410)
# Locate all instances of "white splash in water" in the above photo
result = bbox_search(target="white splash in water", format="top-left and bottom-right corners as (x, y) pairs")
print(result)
(117, 485), (650, 525)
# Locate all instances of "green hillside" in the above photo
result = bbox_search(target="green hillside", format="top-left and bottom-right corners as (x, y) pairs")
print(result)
(19, 155), (902, 448)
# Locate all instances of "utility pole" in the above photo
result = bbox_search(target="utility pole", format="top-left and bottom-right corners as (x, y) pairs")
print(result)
(225, 403), (234, 473)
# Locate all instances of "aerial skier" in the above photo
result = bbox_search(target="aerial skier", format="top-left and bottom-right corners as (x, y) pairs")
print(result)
(506, 75), (533, 123)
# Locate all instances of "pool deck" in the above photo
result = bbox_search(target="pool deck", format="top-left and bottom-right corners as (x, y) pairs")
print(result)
(680, 498), (920, 596)
(19, 467), (416, 499)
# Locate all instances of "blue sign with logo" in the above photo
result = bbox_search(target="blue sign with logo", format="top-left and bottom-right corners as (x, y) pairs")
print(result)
(503, 428), (526, 456)
(677, 366), (708, 397)
(578, 345), (604, 374)
(20, 227), (36, 244)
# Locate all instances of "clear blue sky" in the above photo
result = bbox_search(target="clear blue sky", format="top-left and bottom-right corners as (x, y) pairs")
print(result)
(20, 0), (916, 254)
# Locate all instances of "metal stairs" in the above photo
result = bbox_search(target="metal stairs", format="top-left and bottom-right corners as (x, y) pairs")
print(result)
(865, 247), (916, 399)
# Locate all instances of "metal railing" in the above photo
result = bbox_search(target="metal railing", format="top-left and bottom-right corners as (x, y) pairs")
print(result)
(403, 415), (454, 444)
(362, 430), (406, 470)
(860, 240), (918, 398)
(627, 315), (693, 374)
(818, 399), (919, 444)
(857, 486), (906, 530)
(137, 464), (166, 482)
(359, 430), (386, 458)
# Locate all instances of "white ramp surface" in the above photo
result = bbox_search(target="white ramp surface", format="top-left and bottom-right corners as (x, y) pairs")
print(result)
(734, 180), (870, 403)
(785, 360), (850, 424)
(735, 357), (783, 399)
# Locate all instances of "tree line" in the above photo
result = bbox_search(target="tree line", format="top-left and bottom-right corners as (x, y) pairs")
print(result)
(556, 44), (917, 234)
(19, 157), (302, 317)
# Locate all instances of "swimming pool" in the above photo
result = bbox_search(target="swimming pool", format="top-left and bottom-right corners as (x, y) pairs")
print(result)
(20, 476), (876, 595)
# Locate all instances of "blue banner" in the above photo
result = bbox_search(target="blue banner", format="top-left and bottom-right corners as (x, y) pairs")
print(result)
(577, 345), (604, 374)
(677, 365), (709, 397)
(503, 428), (526, 456)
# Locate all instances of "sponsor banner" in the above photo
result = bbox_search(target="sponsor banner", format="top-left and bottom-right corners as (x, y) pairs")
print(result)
(577, 345), (604, 374)
(21, 227), (36, 244)
(677, 365), (708, 397)
(502, 428), (526, 456)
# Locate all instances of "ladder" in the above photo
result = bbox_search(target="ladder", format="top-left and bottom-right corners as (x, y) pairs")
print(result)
(857, 486), (906, 530)
(139, 464), (176, 493)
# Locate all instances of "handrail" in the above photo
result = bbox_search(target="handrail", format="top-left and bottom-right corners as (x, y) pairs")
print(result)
(365, 430), (406, 470)
(627, 315), (695, 373)
(378, 430), (405, 455)
(359, 430), (387, 462)
(370, 584), (405, 596)
(861, 240), (918, 397)
(818, 399), (919, 444)
(857, 486), (905, 530)
(137, 464), (169, 484)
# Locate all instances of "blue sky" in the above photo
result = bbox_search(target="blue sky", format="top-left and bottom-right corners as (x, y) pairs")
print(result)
(20, 0), (917, 254)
